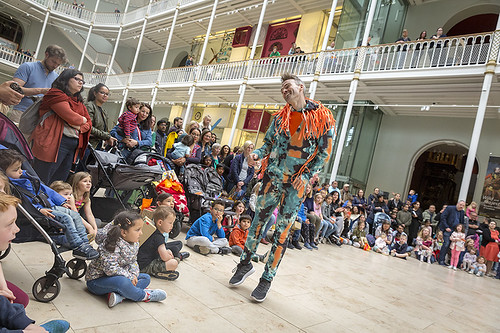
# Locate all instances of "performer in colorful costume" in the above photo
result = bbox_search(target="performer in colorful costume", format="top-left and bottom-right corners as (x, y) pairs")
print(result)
(229, 73), (335, 302)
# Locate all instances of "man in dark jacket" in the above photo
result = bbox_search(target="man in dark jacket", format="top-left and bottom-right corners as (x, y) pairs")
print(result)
(438, 200), (465, 265)
(154, 119), (168, 154)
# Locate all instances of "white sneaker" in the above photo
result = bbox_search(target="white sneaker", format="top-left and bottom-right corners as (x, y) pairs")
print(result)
(476, 272), (481, 277)
(453, 267), (457, 271)
(447, 265), (453, 269)
(469, 270), (474, 274)
(108, 292), (124, 308)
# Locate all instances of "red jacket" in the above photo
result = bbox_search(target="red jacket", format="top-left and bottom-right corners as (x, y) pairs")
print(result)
(229, 225), (248, 249)
(31, 88), (91, 163)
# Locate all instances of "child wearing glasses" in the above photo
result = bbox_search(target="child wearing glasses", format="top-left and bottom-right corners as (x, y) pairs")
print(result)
(185, 200), (231, 255)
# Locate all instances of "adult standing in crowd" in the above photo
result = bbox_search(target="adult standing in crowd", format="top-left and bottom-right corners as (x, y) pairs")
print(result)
(9, 45), (66, 123)
(438, 200), (465, 265)
(85, 83), (116, 149)
(388, 193), (403, 211)
(199, 115), (212, 131)
(227, 141), (255, 196)
(31, 69), (91, 184)
(353, 189), (367, 214)
(168, 127), (202, 169)
(328, 180), (341, 196)
(199, 129), (212, 158)
(340, 183), (351, 203)
(168, 117), (183, 134)
(367, 187), (380, 206)
(480, 218), (499, 275)
(111, 103), (153, 160)
(229, 73), (334, 302)
(408, 201), (423, 245)
(154, 119), (168, 155)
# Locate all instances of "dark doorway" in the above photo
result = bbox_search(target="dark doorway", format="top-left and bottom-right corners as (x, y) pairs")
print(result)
(409, 143), (478, 210)
(448, 13), (499, 36)
(0, 13), (23, 48)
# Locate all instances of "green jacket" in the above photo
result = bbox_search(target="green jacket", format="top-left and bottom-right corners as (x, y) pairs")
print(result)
(85, 101), (111, 148)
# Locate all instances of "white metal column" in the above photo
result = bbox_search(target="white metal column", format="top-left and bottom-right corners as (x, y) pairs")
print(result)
(119, 0), (152, 115)
(107, 0), (131, 76)
(78, 0), (100, 70)
(228, 0), (268, 146)
(458, 21), (500, 200)
(329, 0), (377, 183)
(35, 10), (51, 59)
(182, 0), (219, 124)
(309, 0), (339, 100)
(151, 1), (181, 106)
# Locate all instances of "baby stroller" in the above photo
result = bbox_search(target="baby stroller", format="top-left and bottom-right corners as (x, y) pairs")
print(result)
(183, 164), (232, 224)
(86, 146), (164, 222)
(0, 113), (87, 303)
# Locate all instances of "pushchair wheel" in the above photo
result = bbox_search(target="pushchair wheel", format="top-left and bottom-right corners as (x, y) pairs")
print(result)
(0, 243), (11, 260)
(32, 275), (61, 302)
(66, 258), (87, 280)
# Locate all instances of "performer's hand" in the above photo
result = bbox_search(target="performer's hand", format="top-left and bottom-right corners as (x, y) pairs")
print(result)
(292, 176), (306, 192)
(248, 153), (259, 167)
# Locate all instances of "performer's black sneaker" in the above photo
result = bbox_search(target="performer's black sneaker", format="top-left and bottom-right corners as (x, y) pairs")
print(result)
(229, 262), (255, 286)
(251, 278), (271, 302)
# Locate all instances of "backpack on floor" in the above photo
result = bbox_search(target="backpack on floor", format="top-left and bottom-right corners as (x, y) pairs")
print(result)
(18, 97), (53, 137)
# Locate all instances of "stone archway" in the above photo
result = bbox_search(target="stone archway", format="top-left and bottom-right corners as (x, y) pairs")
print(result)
(443, 4), (500, 35)
(172, 51), (189, 68)
(407, 140), (479, 210)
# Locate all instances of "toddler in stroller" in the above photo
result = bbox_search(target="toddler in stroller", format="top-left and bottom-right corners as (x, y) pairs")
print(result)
(0, 149), (99, 260)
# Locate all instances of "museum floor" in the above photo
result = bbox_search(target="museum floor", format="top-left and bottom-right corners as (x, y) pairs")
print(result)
(3, 230), (497, 332)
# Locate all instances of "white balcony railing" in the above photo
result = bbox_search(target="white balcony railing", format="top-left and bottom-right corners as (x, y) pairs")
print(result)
(249, 52), (320, 79)
(160, 67), (196, 84)
(321, 48), (358, 74)
(0, 46), (34, 66)
(198, 61), (248, 82)
(94, 12), (122, 25)
(52, 0), (93, 22)
(0, 32), (496, 91)
(362, 33), (492, 72)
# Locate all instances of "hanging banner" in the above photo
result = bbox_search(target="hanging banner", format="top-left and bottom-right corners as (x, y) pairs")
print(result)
(479, 156), (500, 219)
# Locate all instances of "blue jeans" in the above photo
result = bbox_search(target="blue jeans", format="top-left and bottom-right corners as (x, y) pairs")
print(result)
(262, 214), (276, 240)
(34, 135), (78, 184)
(439, 230), (452, 263)
(51, 206), (88, 249)
(87, 273), (150, 301)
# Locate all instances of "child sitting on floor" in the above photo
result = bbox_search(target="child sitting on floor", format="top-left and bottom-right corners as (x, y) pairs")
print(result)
(229, 214), (251, 256)
(470, 256), (487, 277)
(351, 220), (368, 248)
(0, 149), (98, 260)
(70, 172), (100, 238)
(433, 230), (444, 260)
(138, 206), (182, 280)
(462, 247), (477, 272)
(415, 227), (433, 263)
(157, 192), (175, 208)
(0, 192), (70, 332)
(391, 234), (410, 259)
(185, 200), (231, 255)
(85, 210), (167, 308)
(373, 233), (390, 255)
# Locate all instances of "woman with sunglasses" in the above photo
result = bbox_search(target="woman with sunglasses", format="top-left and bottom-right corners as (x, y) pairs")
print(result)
(31, 69), (92, 184)
(85, 83), (116, 149)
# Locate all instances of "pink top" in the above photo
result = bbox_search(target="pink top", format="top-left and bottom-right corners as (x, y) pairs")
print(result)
(313, 202), (322, 219)
(466, 207), (476, 218)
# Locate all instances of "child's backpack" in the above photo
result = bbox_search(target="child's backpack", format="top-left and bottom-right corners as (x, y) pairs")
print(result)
(18, 97), (53, 137)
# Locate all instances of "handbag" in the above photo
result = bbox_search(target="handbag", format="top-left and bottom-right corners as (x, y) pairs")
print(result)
(291, 220), (302, 232)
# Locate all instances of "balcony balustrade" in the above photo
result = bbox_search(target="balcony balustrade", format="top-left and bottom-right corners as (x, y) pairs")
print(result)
(0, 32), (497, 91)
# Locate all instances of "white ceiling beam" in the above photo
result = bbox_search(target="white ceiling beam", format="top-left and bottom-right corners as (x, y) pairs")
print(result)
(286, 0), (305, 14)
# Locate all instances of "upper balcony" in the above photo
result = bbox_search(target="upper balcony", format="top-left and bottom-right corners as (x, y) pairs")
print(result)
(1, 31), (499, 118)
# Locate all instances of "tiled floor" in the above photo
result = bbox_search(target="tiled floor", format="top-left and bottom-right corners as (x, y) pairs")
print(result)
(3, 231), (499, 333)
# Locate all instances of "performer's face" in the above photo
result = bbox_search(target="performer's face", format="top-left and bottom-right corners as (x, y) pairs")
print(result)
(281, 79), (303, 104)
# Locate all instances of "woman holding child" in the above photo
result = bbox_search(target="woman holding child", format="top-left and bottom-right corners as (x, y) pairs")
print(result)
(31, 69), (91, 184)
(111, 103), (153, 160)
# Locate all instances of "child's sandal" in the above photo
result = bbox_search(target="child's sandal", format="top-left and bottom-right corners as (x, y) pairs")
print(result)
(154, 270), (180, 281)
